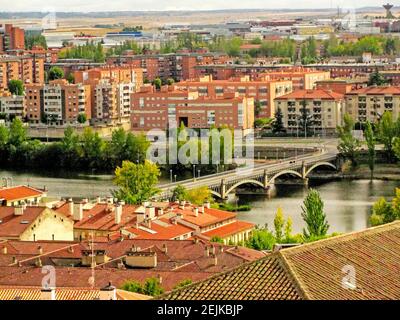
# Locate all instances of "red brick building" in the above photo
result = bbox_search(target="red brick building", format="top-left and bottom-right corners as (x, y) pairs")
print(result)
(131, 85), (254, 132)
(0, 24), (25, 52)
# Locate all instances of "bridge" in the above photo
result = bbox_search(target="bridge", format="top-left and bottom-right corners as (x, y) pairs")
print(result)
(156, 148), (339, 200)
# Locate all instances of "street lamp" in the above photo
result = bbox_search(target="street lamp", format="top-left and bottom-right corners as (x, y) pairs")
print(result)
(170, 169), (173, 183)
(198, 169), (201, 178)
(174, 175), (177, 183)
(193, 164), (196, 180)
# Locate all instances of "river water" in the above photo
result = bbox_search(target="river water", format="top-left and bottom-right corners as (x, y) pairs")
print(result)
(0, 169), (398, 234)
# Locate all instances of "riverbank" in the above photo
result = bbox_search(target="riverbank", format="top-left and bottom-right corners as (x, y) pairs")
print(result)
(309, 164), (400, 182)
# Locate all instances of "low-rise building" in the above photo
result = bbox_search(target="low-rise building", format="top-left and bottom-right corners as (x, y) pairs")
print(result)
(345, 86), (400, 123)
(0, 185), (46, 206)
(0, 205), (74, 241)
(275, 89), (344, 134)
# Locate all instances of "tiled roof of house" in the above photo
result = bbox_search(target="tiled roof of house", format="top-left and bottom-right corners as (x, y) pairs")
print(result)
(0, 207), (45, 238)
(0, 186), (44, 202)
(275, 89), (344, 101)
(160, 222), (400, 300)
(125, 222), (194, 240)
(159, 254), (302, 300)
(0, 286), (151, 300)
(0, 239), (265, 291)
(202, 221), (254, 239)
(346, 86), (400, 95)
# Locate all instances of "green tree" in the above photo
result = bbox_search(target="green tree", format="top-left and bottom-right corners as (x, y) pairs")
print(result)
(120, 280), (143, 294)
(153, 78), (162, 90)
(301, 189), (329, 240)
(113, 160), (160, 204)
(186, 186), (212, 205)
(48, 66), (64, 81)
(377, 111), (399, 163)
(364, 121), (376, 180)
(60, 127), (79, 168)
(77, 113), (87, 124)
(272, 107), (285, 134)
(370, 197), (395, 226)
(171, 185), (188, 202)
(394, 137), (400, 162)
(254, 118), (272, 130)
(337, 113), (361, 166)
(0, 126), (9, 149)
(298, 100), (314, 136)
(143, 277), (164, 296)
(166, 78), (175, 85)
(9, 118), (26, 147)
(368, 68), (387, 86)
(245, 226), (276, 250)
(273, 207), (285, 242)
(8, 80), (24, 96)
(79, 127), (105, 168)
(173, 279), (193, 289)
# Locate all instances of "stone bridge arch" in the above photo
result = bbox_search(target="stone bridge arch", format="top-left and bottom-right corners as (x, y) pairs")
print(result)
(269, 170), (303, 183)
(305, 162), (337, 177)
(224, 179), (266, 198)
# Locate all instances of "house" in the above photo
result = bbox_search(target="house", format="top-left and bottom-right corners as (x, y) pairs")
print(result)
(0, 185), (46, 207)
(159, 221), (400, 300)
(0, 205), (74, 241)
(54, 199), (255, 244)
(0, 238), (265, 292)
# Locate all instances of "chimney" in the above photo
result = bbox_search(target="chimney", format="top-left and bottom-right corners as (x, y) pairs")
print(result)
(107, 196), (114, 204)
(162, 243), (168, 254)
(68, 198), (74, 216)
(38, 246), (43, 255)
(157, 274), (163, 284)
(204, 201), (211, 209)
(2, 246), (7, 254)
(40, 288), (56, 300)
(67, 246), (74, 253)
(96, 196), (102, 203)
(158, 208), (164, 216)
(73, 203), (83, 221)
(14, 205), (25, 216)
(145, 205), (155, 220)
(99, 282), (117, 300)
(193, 207), (199, 217)
(82, 198), (89, 204)
(115, 203), (122, 225)
(213, 254), (218, 266)
(199, 206), (204, 214)
(205, 246), (209, 257)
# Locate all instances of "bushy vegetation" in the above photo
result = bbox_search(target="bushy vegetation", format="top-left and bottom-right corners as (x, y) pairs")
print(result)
(120, 277), (164, 296)
(58, 42), (105, 62)
(0, 120), (149, 171)
(370, 188), (400, 226)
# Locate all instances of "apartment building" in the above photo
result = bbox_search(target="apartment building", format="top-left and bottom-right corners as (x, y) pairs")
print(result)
(25, 80), (91, 124)
(345, 86), (400, 123)
(106, 52), (229, 82)
(275, 89), (344, 134)
(175, 75), (293, 118)
(93, 80), (135, 123)
(0, 94), (25, 119)
(259, 68), (331, 90)
(307, 63), (395, 79)
(74, 66), (143, 92)
(131, 85), (254, 132)
(0, 55), (45, 91)
(0, 24), (25, 52)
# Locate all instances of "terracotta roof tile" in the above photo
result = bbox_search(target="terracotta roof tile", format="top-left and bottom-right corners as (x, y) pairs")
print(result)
(0, 186), (44, 202)
(275, 89), (344, 101)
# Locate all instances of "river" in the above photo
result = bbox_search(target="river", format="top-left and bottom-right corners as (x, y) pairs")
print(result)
(0, 169), (398, 234)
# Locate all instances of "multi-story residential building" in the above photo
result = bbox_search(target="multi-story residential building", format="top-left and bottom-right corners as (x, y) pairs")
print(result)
(0, 24), (25, 52)
(175, 75), (293, 118)
(25, 79), (91, 124)
(0, 54), (45, 91)
(0, 94), (25, 119)
(315, 79), (368, 95)
(131, 85), (254, 133)
(106, 52), (229, 82)
(93, 80), (135, 123)
(306, 63), (397, 79)
(345, 86), (400, 124)
(275, 89), (344, 134)
(74, 66), (143, 92)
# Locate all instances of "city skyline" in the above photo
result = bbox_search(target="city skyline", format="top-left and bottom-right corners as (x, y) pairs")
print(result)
(0, 0), (396, 12)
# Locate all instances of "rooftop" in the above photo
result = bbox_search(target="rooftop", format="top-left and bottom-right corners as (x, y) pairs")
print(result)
(0, 185), (45, 202)
(275, 89), (344, 100)
(160, 221), (400, 300)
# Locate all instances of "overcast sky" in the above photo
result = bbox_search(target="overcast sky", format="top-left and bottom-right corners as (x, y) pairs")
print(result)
(0, 0), (392, 12)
